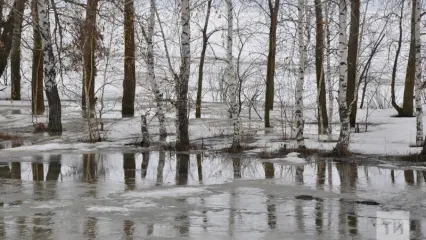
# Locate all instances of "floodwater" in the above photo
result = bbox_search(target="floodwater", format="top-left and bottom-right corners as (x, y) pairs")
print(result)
(1, 151), (426, 240)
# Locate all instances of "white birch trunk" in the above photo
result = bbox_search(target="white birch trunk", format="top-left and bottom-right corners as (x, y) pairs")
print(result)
(38, 0), (55, 91)
(226, 0), (240, 150)
(37, 0), (62, 133)
(148, 0), (167, 142)
(334, 0), (350, 154)
(325, 0), (333, 141)
(295, 0), (306, 148)
(175, 0), (191, 150)
(414, 0), (423, 146)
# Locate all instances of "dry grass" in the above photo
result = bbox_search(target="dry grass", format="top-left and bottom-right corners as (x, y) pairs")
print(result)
(222, 144), (257, 153)
(0, 132), (21, 140)
(162, 142), (208, 151)
(380, 153), (426, 162)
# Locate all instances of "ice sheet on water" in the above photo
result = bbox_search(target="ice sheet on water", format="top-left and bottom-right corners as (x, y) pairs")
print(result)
(123, 200), (157, 209)
(31, 202), (69, 209)
(377, 164), (400, 169)
(269, 152), (307, 165)
(86, 206), (129, 213)
(122, 187), (210, 199)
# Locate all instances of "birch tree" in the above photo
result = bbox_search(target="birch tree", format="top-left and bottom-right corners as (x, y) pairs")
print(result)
(333, 0), (349, 156)
(414, 0), (423, 146)
(38, 0), (63, 133)
(175, 0), (191, 151)
(325, 0), (334, 140)
(295, 0), (306, 149)
(226, 0), (241, 152)
(141, 0), (167, 142)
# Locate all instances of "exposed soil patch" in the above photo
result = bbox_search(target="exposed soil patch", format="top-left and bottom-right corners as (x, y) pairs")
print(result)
(381, 153), (426, 162)
(0, 132), (21, 141)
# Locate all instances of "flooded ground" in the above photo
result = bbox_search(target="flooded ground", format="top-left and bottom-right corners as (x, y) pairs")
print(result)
(1, 151), (426, 239)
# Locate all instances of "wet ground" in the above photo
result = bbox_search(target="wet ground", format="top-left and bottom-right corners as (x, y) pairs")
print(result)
(1, 151), (426, 240)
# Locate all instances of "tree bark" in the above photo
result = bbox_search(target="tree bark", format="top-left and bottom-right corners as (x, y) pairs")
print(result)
(391, 0), (405, 116)
(0, 0), (3, 36)
(414, 0), (423, 146)
(195, 0), (212, 119)
(82, 0), (99, 114)
(0, 0), (27, 78)
(31, 0), (45, 115)
(175, 0), (191, 151)
(38, 0), (63, 134)
(325, 1), (334, 140)
(122, 0), (136, 117)
(346, 0), (360, 128)
(264, 0), (280, 127)
(146, 0), (167, 141)
(333, 0), (350, 156)
(401, 0), (416, 117)
(314, 0), (328, 134)
(226, 0), (241, 152)
(295, 0), (306, 149)
(10, 3), (24, 100)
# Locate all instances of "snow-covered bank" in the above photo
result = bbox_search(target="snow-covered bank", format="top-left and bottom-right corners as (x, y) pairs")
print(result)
(0, 100), (423, 156)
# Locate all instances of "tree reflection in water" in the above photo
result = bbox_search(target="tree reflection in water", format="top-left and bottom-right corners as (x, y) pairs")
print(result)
(156, 151), (165, 185)
(1, 151), (426, 239)
(295, 165), (305, 232)
(174, 153), (190, 236)
(196, 153), (203, 183)
(264, 161), (276, 229)
(123, 153), (136, 190)
(315, 162), (326, 236)
(123, 220), (134, 240)
(83, 153), (97, 183)
(141, 152), (150, 179)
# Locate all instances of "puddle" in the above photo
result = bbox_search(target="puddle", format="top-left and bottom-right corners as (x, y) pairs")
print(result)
(10, 110), (21, 115)
(0, 151), (425, 239)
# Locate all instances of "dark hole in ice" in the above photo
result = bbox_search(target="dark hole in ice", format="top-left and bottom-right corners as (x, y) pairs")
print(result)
(340, 198), (380, 206)
(9, 200), (23, 206)
(11, 109), (21, 115)
(295, 195), (323, 201)
(355, 200), (380, 206)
